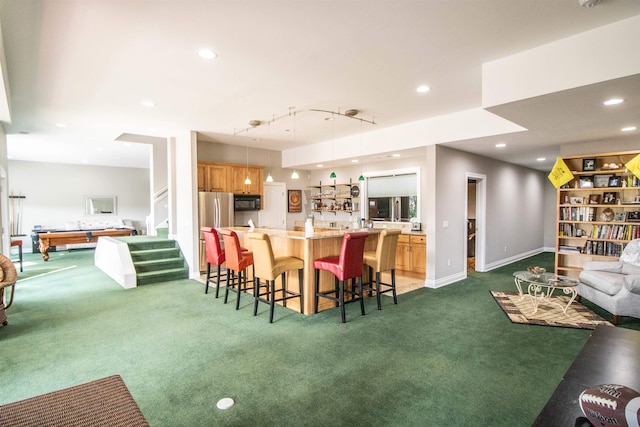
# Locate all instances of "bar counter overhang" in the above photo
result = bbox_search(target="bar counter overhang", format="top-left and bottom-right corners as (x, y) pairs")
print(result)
(225, 227), (383, 314)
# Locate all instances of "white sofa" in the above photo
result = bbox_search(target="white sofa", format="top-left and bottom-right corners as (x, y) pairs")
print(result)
(62, 219), (137, 249)
(578, 239), (640, 325)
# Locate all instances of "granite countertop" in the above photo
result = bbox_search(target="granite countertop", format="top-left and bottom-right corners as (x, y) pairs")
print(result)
(228, 226), (384, 240)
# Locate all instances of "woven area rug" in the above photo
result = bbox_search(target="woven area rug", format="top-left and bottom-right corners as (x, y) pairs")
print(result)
(490, 291), (613, 329)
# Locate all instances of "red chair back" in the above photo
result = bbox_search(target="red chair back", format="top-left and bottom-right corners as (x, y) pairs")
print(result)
(201, 227), (225, 265)
(219, 229), (253, 272)
(337, 232), (368, 281)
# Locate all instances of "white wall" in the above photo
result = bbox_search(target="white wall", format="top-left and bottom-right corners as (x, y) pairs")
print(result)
(8, 160), (150, 251)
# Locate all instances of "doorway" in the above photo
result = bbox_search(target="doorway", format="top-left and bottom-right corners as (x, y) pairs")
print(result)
(259, 182), (287, 229)
(466, 173), (486, 273)
(467, 180), (477, 272)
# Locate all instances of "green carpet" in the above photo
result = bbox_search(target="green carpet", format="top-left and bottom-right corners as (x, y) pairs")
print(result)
(1, 250), (638, 426)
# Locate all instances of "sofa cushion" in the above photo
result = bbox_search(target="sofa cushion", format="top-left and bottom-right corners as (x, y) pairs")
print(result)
(582, 261), (622, 273)
(622, 263), (640, 275)
(620, 239), (640, 266)
(624, 275), (640, 294)
(579, 270), (625, 296)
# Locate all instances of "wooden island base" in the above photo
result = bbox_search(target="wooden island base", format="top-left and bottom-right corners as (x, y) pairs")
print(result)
(230, 227), (380, 315)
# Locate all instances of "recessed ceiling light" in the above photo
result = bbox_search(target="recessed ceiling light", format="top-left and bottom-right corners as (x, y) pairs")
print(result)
(392, 154), (401, 157)
(55, 123), (66, 128)
(96, 147), (103, 151)
(352, 159), (359, 163)
(198, 49), (218, 59)
(495, 143), (506, 148)
(141, 101), (155, 107)
(603, 98), (624, 106)
(316, 164), (324, 168)
(416, 85), (430, 93)
(621, 126), (637, 132)
(81, 159), (88, 163)
(537, 157), (546, 162)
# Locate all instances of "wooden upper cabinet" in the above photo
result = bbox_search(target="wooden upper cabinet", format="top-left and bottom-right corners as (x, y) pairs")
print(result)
(230, 165), (263, 195)
(197, 162), (229, 192)
(198, 161), (263, 195)
(197, 164), (207, 192)
(206, 164), (228, 192)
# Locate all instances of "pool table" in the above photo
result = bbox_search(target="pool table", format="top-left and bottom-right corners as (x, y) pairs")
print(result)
(38, 229), (133, 261)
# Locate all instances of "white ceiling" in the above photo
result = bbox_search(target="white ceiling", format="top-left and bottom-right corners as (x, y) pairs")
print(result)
(0, 0), (638, 171)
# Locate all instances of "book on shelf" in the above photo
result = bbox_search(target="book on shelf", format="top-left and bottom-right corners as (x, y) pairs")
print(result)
(582, 240), (626, 257)
(559, 245), (582, 253)
(559, 206), (595, 222)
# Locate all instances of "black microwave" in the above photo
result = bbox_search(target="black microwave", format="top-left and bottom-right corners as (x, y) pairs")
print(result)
(234, 194), (261, 211)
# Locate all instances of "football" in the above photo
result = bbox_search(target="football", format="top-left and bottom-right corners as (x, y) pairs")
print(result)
(579, 384), (640, 427)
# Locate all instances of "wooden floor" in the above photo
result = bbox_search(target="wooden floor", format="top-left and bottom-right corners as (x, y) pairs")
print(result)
(199, 270), (426, 296)
(379, 271), (425, 295)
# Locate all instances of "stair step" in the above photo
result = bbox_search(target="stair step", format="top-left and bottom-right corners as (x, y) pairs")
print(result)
(133, 257), (186, 273)
(127, 239), (177, 251)
(130, 247), (181, 261)
(137, 267), (189, 285)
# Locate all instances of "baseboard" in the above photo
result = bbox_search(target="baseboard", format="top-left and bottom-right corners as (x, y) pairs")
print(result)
(425, 271), (466, 289)
(483, 247), (545, 272)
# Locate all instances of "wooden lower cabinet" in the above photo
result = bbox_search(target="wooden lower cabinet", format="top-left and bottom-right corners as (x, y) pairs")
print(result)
(396, 234), (426, 276)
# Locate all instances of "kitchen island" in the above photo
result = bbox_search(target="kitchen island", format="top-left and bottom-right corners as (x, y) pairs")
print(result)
(227, 227), (381, 314)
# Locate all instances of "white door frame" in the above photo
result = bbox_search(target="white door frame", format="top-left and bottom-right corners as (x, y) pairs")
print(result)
(466, 173), (486, 273)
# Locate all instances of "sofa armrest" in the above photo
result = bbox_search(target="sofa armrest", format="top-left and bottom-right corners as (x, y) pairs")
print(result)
(624, 275), (640, 294)
(582, 261), (622, 273)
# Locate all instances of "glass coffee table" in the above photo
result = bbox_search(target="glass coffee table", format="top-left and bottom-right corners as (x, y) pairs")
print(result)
(513, 271), (579, 316)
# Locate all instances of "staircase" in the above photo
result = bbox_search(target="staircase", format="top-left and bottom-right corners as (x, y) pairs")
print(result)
(125, 237), (189, 285)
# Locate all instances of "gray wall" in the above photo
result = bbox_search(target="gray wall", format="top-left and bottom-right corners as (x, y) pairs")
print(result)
(432, 146), (547, 285)
(8, 160), (150, 251)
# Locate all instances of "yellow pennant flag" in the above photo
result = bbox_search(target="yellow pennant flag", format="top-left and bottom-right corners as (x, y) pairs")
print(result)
(625, 154), (640, 180)
(548, 157), (574, 188)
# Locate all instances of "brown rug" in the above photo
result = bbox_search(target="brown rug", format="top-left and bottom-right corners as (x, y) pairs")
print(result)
(0, 375), (149, 426)
(490, 291), (613, 329)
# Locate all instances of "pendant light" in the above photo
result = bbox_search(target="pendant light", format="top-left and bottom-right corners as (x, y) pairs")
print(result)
(266, 122), (274, 182)
(329, 113), (336, 179)
(244, 144), (251, 185)
(358, 120), (365, 181)
(266, 150), (274, 182)
(290, 109), (299, 179)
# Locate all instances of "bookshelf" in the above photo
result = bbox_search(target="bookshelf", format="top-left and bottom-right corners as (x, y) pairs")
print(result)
(555, 150), (640, 280)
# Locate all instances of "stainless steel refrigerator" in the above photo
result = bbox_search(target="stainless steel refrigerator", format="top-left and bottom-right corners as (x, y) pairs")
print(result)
(198, 192), (234, 271)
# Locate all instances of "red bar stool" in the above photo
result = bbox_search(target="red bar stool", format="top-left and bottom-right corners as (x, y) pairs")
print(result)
(10, 240), (23, 273)
(248, 233), (304, 323)
(314, 231), (368, 323)
(219, 229), (254, 310)
(200, 227), (227, 298)
(363, 229), (401, 310)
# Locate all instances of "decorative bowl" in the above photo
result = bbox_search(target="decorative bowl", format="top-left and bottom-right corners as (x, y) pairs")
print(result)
(528, 266), (546, 275)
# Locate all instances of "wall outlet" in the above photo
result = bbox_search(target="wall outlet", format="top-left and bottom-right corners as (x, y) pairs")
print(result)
(447, 258), (451, 266)
(443, 221), (449, 229)
(504, 245), (507, 252)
